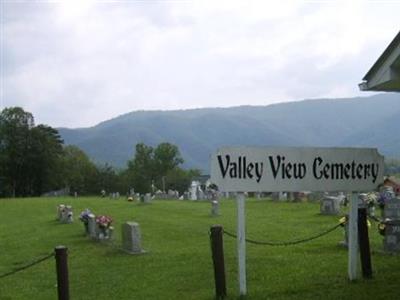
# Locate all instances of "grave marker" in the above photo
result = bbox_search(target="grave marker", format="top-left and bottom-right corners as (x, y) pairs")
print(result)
(144, 193), (152, 204)
(122, 222), (145, 254)
(384, 198), (400, 219)
(211, 200), (219, 216)
(320, 196), (341, 215)
(88, 214), (97, 239)
(383, 220), (400, 252)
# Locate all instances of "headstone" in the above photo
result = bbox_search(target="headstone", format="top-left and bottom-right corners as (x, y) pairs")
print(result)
(58, 205), (73, 223)
(287, 192), (294, 201)
(122, 222), (145, 254)
(320, 196), (341, 215)
(66, 206), (73, 223)
(272, 192), (286, 202)
(88, 214), (97, 239)
(211, 200), (219, 216)
(197, 189), (204, 200)
(190, 181), (198, 200)
(57, 204), (65, 220)
(383, 220), (400, 253)
(107, 226), (114, 240)
(144, 193), (152, 204)
(384, 198), (400, 219)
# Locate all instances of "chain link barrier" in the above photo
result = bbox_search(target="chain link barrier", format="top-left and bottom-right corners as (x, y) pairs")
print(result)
(223, 223), (342, 246)
(0, 252), (54, 279)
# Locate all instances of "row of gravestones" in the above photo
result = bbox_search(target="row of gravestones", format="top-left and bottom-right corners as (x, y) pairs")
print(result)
(128, 193), (153, 203)
(337, 189), (400, 253)
(56, 204), (145, 254)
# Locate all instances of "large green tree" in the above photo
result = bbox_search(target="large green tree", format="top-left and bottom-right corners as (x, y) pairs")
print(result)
(0, 107), (65, 197)
(27, 125), (64, 195)
(126, 142), (199, 194)
(61, 145), (97, 195)
(126, 143), (154, 193)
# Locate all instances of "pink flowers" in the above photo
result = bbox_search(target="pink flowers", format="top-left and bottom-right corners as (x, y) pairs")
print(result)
(95, 215), (113, 228)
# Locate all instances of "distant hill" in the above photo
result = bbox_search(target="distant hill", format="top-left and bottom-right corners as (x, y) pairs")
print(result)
(58, 93), (400, 172)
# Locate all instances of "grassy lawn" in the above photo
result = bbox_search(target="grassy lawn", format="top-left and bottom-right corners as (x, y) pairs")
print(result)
(0, 197), (399, 300)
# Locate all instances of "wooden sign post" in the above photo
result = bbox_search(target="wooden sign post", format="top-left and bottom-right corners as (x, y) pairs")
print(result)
(211, 146), (384, 295)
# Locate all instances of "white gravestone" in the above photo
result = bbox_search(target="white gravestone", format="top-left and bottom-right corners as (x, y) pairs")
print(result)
(211, 200), (219, 216)
(190, 181), (198, 200)
(320, 196), (341, 215)
(65, 206), (73, 223)
(88, 214), (97, 239)
(57, 204), (65, 220)
(144, 193), (152, 204)
(58, 205), (73, 223)
(122, 222), (145, 254)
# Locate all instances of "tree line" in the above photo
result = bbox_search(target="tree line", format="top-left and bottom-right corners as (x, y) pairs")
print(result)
(0, 107), (200, 197)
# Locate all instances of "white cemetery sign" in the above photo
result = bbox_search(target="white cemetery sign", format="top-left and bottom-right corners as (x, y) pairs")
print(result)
(210, 146), (384, 296)
(211, 147), (383, 192)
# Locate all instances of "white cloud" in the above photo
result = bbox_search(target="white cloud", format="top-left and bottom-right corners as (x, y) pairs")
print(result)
(1, 0), (399, 127)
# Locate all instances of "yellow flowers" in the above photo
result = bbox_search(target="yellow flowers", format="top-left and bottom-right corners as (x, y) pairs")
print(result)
(338, 216), (371, 227)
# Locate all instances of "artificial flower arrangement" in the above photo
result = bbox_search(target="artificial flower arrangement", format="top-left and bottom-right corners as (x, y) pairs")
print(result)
(79, 208), (92, 234)
(96, 215), (113, 228)
(95, 215), (114, 239)
(79, 209), (92, 223)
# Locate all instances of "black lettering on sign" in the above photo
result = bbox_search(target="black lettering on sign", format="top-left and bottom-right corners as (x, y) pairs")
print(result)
(269, 155), (306, 180)
(217, 155), (264, 182)
(217, 155), (230, 178)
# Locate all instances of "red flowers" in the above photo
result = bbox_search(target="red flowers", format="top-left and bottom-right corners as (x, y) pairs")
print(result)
(96, 215), (113, 228)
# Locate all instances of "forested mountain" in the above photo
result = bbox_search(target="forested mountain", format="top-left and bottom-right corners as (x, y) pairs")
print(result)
(58, 93), (400, 172)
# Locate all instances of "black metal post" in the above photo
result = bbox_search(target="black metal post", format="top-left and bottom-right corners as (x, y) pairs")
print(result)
(210, 225), (227, 299)
(55, 245), (70, 300)
(358, 208), (373, 278)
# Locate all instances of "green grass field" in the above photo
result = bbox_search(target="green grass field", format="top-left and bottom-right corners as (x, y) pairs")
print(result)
(0, 197), (399, 300)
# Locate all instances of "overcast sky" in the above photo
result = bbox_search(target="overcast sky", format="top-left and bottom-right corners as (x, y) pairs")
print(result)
(1, 0), (399, 128)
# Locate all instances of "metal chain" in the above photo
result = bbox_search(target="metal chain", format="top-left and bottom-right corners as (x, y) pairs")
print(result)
(0, 252), (54, 279)
(368, 215), (381, 223)
(223, 223), (342, 246)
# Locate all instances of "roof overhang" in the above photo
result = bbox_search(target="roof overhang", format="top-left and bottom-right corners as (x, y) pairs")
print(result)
(359, 30), (400, 92)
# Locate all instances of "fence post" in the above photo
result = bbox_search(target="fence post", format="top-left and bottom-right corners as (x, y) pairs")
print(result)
(210, 225), (227, 299)
(55, 245), (69, 300)
(358, 208), (373, 278)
